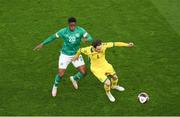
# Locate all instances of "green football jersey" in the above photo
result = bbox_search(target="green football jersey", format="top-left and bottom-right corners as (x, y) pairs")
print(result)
(56, 26), (92, 55)
(42, 26), (93, 56)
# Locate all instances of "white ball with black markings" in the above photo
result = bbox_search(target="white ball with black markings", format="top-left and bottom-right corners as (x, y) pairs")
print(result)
(138, 92), (149, 104)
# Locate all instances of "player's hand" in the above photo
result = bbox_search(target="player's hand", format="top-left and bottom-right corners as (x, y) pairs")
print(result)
(128, 42), (134, 48)
(81, 38), (87, 43)
(71, 55), (79, 61)
(33, 43), (43, 51)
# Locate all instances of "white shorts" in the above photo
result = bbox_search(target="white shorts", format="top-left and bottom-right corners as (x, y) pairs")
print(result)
(58, 53), (85, 69)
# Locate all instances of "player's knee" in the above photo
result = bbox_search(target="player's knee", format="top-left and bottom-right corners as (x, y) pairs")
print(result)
(78, 66), (87, 76)
(105, 79), (111, 86)
(58, 70), (65, 77)
(112, 74), (118, 80)
(58, 72), (64, 77)
(81, 70), (87, 76)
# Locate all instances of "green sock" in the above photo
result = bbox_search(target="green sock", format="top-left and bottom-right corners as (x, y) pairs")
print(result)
(73, 72), (84, 81)
(54, 74), (62, 87)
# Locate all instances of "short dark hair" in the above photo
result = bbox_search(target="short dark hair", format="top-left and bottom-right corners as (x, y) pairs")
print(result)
(68, 17), (76, 23)
(92, 40), (102, 48)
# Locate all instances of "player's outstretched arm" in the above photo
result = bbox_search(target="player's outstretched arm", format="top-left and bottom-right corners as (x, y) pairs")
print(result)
(71, 49), (81, 61)
(114, 42), (134, 48)
(33, 34), (57, 51)
(71, 47), (89, 61)
(33, 43), (44, 51)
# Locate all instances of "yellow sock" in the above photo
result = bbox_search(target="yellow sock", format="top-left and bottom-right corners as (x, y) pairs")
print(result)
(104, 84), (110, 93)
(111, 78), (118, 87)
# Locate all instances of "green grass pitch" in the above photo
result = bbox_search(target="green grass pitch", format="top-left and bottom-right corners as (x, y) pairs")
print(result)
(0, 0), (180, 115)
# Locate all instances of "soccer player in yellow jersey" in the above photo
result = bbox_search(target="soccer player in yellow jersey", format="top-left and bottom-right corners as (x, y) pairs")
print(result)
(72, 40), (134, 102)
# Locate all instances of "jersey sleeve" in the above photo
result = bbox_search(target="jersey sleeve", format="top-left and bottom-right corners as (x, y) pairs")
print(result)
(114, 42), (129, 47)
(42, 34), (56, 45)
(55, 28), (65, 38)
(80, 27), (93, 42)
(80, 47), (90, 55)
(76, 47), (90, 56)
(102, 42), (114, 48)
(103, 42), (129, 48)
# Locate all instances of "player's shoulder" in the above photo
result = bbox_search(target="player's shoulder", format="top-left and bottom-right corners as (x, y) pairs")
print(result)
(76, 26), (86, 31)
(102, 42), (110, 46)
(102, 42), (107, 45)
(102, 42), (114, 49)
(81, 46), (92, 53)
(57, 27), (68, 33)
(102, 43), (107, 49)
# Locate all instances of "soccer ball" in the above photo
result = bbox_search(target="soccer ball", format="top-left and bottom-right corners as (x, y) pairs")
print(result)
(138, 92), (149, 104)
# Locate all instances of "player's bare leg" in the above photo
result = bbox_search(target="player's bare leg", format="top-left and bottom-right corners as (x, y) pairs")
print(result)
(104, 79), (115, 102)
(70, 65), (87, 89)
(77, 65), (87, 76)
(111, 74), (125, 91)
(52, 69), (66, 97)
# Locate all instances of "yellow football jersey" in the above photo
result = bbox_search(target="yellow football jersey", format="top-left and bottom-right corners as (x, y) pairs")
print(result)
(76, 42), (129, 82)
(77, 42), (128, 68)
(80, 42), (113, 68)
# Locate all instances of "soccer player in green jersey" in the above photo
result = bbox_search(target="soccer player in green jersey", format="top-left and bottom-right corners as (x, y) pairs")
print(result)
(33, 17), (93, 97)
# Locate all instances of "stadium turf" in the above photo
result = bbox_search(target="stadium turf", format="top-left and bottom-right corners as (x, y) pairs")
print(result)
(0, 0), (179, 115)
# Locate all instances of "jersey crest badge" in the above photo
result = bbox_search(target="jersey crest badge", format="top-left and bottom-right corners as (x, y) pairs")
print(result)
(75, 33), (80, 38)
